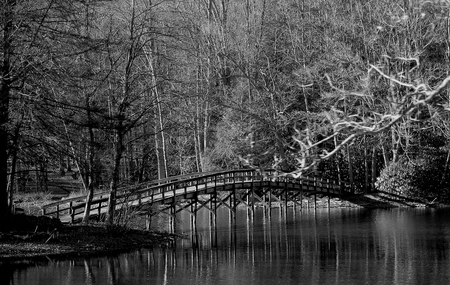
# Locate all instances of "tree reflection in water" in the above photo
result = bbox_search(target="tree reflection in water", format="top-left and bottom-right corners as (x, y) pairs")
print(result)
(5, 207), (450, 284)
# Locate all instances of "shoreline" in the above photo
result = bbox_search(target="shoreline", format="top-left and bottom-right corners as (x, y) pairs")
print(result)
(1, 192), (446, 263)
(0, 224), (180, 263)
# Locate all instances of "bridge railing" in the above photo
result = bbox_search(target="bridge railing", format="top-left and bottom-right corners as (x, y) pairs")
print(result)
(40, 170), (230, 217)
(40, 169), (246, 221)
(40, 169), (354, 222)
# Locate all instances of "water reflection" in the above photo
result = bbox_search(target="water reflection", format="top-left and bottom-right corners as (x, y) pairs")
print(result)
(4, 207), (450, 284)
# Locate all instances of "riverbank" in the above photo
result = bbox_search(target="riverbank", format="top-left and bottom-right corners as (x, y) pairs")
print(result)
(345, 191), (445, 208)
(0, 220), (179, 262)
(290, 191), (440, 209)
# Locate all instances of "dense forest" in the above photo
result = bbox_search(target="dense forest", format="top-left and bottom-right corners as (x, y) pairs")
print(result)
(2, 0), (450, 220)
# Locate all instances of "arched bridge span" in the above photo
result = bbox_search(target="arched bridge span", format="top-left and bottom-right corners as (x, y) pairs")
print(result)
(41, 169), (356, 224)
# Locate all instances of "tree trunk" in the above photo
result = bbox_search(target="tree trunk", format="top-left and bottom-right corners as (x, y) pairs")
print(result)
(0, 0), (15, 216)
(6, 103), (21, 213)
(7, 138), (18, 213)
(381, 144), (390, 168)
(82, 94), (96, 224)
(63, 122), (88, 192)
(127, 130), (135, 182)
(334, 136), (342, 185)
(194, 58), (203, 172)
(346, 145), (354, 191)
(364, 136), (369, 193)
(371, 146), (377, 192)
(391, 127), (399, 163)
(194, 119), (202, 172)
(154, 99), (168, 179)
(439, 149), (450, 187)
(106, 128), (125, 225)
(144, 39), (168, 179)
(0, 95), (8, 215)
(203, 100), (209, 158)
(154, 117), (166, 179)
(105, 0), (137, 224)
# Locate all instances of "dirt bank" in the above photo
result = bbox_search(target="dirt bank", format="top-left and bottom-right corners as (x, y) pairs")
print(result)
(0, 220), (178, 262)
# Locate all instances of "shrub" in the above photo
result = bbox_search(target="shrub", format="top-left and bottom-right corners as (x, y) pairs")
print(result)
(375, 154), (450, 202)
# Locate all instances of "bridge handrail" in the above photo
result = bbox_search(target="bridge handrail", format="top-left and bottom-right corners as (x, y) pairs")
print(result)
(42, 192), (109, 209)
(107, 170), (351, 214)
(41, 170), (235, 211)
(39, 169), (253, 212)
(41, 169), (350, 211)
(40, 169), (354, 221)
(69, 169), (261, 218)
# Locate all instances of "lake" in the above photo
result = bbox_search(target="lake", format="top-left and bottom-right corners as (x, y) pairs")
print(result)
(3, 206), (450, 284)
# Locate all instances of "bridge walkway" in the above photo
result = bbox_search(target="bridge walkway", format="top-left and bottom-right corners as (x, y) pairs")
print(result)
(40, 169), (355, 224)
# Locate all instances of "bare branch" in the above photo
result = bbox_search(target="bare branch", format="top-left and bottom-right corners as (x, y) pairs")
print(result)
(368, 64), (416, 90)
(289, 62), (450, 175)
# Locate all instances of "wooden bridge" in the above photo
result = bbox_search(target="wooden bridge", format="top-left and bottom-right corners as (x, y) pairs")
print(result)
(40, 169), (356, 226)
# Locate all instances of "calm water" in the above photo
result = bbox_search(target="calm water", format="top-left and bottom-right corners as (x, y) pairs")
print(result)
(3, 207), (450, 284)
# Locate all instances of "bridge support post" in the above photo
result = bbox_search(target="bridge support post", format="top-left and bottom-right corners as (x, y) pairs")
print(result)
(145, 213), (151, 231)
(233, 185), (237, 211)
(268, 188), (272, 216)
(227, 186), (236, 248)
(284, 184), (288, 217)
(231, 184), (237, 224)
(251, 182), (255, 214)
(313, 178), (317, 209)
(327, 179), (331, 208)
(284, 184), (288, 207)
(300, 181), (304, 211)
(246, 191), (253, 221)
(209, 197), (217, 248)
(169, 204), (176, 234)
(190, 202), (198, 248)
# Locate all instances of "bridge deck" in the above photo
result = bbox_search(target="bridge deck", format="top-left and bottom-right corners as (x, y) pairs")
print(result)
(41, 169), (353, 223)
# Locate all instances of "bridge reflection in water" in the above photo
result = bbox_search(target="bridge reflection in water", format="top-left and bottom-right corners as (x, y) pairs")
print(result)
(145, 169), (355, 235)
(8, 208), (450, 285)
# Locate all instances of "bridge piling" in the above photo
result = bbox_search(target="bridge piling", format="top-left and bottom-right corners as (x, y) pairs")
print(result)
(300, 183), (303, 211)
(190, 202), (198, 248)
(145, 213), (151, 230)
(246, 193), (253, 221)
(169, 204), (176, 234)
(209, 198), (216, 248)
(268, 188), (272, 216)
(284, 183), (288, 209)
(313, 178), (318, 209)
(327, 179), (331, 208)
(251, 181), (255, 214)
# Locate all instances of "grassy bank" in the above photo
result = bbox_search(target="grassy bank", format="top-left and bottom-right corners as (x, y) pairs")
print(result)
(0, 217), (179, 262)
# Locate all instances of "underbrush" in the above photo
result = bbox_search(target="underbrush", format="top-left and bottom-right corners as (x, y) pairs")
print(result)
(66, 189), (86, 199)
(375, 155), (450, 203)
(13, 192), (54, 215)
